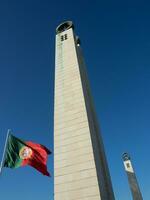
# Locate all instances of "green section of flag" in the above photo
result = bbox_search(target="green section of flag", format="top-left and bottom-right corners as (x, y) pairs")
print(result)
(4, 135), (25, 168)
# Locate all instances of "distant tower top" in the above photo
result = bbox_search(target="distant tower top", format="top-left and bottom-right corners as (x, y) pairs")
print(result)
(56, 21), (74, 34)
(122, 152), (131, 161)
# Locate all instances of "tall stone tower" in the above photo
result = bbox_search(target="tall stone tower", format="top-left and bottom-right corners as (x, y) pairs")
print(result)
(122, 153), (143, 200)
(54, 21), (115, 200)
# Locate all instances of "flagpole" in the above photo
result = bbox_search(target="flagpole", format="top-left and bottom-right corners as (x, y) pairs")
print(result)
(0, 129), (10, 174)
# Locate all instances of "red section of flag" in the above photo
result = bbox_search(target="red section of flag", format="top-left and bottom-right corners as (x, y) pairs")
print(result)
(22, 141), (51, 176)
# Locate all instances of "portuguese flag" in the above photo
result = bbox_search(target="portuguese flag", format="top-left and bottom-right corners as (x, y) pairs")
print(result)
(3, 134), (51, 176)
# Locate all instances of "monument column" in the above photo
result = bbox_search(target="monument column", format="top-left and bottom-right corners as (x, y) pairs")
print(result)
(122, 153), (143, 200)
(54, 21), (115, 200)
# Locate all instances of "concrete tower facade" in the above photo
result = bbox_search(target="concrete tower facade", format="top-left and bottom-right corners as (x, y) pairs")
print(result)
(123, 153), (143, 200)
(54, 21), (115, 200)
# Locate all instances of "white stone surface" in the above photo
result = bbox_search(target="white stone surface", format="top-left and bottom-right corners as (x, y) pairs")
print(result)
(54, 25), (115, 200)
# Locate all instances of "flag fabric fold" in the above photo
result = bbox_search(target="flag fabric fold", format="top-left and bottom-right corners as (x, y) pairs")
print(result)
(4, 134), (51, 176)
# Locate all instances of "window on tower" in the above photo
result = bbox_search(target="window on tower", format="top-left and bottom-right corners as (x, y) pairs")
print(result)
(60, 34), (68, 42)
(65, 34), (68, 40)
(126, 163), (130, 168)
(61, 35), (64, 41)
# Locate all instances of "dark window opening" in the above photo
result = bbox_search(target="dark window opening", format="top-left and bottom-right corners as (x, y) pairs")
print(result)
(127, 163), (130, 168)
(65, 34), (68, 40)
(61, 36), (64, 41)
(61, 34), (68, 42)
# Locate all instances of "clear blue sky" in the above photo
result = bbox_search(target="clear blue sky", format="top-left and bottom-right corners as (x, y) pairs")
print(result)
(0, 0), (150, 199)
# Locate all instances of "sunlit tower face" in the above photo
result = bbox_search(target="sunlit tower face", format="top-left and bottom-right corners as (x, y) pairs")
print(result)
(122, 153), (143, 200)
(54, 21), (115, 200)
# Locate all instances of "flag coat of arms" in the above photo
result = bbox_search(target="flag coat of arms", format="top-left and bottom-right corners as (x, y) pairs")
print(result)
(3, 134), (51, 176)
